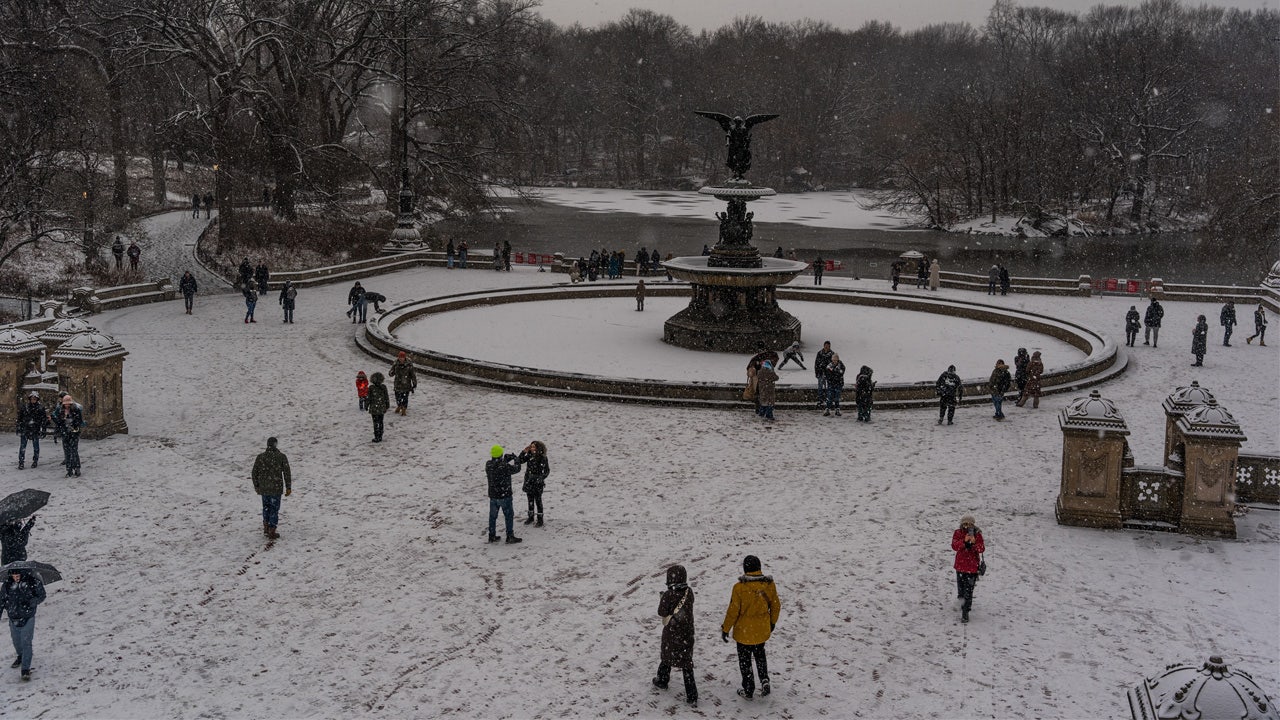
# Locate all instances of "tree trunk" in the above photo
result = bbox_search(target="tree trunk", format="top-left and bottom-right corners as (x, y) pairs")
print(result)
(107, 75), (130, 208)
(150, 150), (166, 207)
(270, 136), (299, 223)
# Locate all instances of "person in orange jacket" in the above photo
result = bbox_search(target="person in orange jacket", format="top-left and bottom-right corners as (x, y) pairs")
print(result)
(355, 371), (370, 411)
(721, 555), (781, 700)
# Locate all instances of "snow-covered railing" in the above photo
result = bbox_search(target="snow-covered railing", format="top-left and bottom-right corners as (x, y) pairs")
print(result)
(67, 279), (175, 314)
(1236, 453), (1280, 505)
(938, 270), (1090, 297)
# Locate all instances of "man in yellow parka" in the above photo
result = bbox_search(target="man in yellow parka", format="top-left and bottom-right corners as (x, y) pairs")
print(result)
(721, 555), (781, 699)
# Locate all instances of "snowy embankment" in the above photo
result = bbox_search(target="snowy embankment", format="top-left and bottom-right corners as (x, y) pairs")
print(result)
(0, 260), (1275, 719)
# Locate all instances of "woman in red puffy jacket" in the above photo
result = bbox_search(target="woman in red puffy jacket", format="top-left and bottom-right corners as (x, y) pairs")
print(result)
(951, 515), (985, 624)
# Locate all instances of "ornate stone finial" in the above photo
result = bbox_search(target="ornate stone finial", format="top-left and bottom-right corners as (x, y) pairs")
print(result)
(48, 331), (128, 361)
(1164, 380), (1216, 413)
(1128, 656), (1279, 720)
(1059, 389), (1129, 433)
(1264, 260), (1280, 288)
(1177, 397), (1247, 441)
(0, 328), (45, 355)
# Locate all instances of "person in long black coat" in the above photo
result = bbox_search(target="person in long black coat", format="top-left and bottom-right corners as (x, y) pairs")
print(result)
(936, 365), (963, 425)
(1124, 306), (1141, 347)
(1013, 348), (1030, 401)
(653, 564), (698, 707)
(0, 517), (35, 564)
(179, 271), (198, 314)
(16, 392), (47, 470)
(1191, 314), (1208, 366)
(1220, 301), (1237, 346)
(998, 265), (1010, 295)
(1144, 298), (1164, 347)
(854, 365), (875, 422)
(517, 441), (550, 527)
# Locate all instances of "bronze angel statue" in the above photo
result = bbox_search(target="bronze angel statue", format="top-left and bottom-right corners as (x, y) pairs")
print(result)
(694, 111), (780, 180)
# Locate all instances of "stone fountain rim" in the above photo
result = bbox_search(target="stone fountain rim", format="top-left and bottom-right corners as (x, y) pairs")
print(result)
(356, 283), (1126, 409)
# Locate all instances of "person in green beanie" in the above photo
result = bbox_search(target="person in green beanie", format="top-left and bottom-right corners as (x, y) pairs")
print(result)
(485, 445), (522, 544)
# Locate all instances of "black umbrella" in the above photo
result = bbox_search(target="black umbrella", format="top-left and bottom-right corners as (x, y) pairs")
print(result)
(1, 560), (60, 584)
(0, 489), (50, 524)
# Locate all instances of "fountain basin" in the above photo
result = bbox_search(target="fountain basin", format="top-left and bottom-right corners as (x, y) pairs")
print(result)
(663, 256), (808, 286)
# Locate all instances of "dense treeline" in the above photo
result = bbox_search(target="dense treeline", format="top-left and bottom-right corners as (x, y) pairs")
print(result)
(523, 1), (1277, 237)
(0, 0), (1275, 267)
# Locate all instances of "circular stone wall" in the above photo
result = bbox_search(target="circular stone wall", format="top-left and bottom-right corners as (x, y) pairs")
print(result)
(357, 284), (1126, 408)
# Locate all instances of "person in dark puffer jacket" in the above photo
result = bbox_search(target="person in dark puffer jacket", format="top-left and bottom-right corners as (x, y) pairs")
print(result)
(1, 568), (46, 680)
(517, 441), (550, 527)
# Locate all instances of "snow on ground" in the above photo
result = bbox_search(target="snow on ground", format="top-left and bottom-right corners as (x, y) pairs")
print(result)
(525, 187), (922, 230)
(130, 210), (226, 289)
(0, 228), (1276, 719)
(397, 293), (1086, 384)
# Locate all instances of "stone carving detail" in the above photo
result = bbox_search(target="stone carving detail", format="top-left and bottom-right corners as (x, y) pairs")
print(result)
(1078, 444), (1110, 497)
(1136, 480), (1162, 504)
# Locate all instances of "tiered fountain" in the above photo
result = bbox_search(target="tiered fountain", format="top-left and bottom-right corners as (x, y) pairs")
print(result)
(662, 111), (808, 352)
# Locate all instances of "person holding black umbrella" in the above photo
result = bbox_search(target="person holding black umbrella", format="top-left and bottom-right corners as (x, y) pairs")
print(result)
(0, 517), (35, 565)
(0, 566), (45, 680)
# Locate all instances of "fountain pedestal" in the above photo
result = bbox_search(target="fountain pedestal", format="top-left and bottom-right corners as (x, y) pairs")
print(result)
(661, 182), (806, 352)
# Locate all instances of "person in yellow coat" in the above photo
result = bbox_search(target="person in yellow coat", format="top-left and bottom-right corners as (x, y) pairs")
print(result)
(721, 555), (781, 699)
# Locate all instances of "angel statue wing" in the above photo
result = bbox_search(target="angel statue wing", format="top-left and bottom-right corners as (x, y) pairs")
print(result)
(743, 114), (780, 128)
(693, 111), (733, 131)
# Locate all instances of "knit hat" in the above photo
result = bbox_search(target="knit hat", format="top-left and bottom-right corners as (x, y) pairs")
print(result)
(356, 370), (367, 378)
(28, 391), (39, 399)
(397, 351), (407, 360)
(61, 395), (74, 405)
(742, 555), (761, 573)
(960, 515), (976, 527)
(490, 445), (504, 458)
(267, 437), (278, 449)
(762, 361), (772, 370)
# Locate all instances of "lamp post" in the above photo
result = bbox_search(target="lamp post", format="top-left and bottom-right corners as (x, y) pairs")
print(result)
(212, 163), (220, 217)
(380, 11), (425, 254)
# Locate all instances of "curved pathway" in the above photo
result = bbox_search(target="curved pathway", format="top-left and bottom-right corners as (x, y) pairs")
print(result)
(129, 209), (231, 291)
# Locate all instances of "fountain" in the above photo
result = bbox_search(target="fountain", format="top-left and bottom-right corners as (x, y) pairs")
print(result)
(662, 111), (809, 352)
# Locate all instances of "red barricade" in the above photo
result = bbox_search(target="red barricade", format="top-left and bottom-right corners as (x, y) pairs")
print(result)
(514, 252), (524, 263)
(1106, 278), (1118, 291)
(826, 260), (836, 271)
(1127, 280), (1140, 293)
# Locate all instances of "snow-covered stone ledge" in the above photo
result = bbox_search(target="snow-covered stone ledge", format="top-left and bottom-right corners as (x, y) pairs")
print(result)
(357, 284), (1125, 409)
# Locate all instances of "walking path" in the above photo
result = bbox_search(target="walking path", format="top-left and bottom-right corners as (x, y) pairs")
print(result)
(129, 209), (231, 292)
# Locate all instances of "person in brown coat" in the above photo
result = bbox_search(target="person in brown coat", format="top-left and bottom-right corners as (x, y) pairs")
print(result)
(635, 279), (645, 311)
(652, 565), (697, 707)
(1016, 351), (1044, 408)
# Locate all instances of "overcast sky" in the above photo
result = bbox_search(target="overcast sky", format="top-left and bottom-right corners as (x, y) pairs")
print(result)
(534, 0), (1277, 32)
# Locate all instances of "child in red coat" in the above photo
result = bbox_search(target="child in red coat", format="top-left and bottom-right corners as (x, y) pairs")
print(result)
(356, 371), (370, 411)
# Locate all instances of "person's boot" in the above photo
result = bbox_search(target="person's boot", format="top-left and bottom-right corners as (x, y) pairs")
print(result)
(1262, 341), (1268, 347)
(488, 534), (501, 543)
(266, 526), (280, 539)
(652, 677), (667, 690)
(535, 515), (544, 527)
(263, 521), (272, 537)
(74, 467), (81, 477)
(1247, 336), (1253, 344)
(66, 468), (74, 478)
(11, 656), (21, 668)
(524, 514), (535, 525)
(1032, 397), (1039, 408)
(737, 688), (753, 700)
(760, 682), (771, 697)
(31, 458), (37, 468)
(505, 535), (522, 544)
(18, 459), (23, 470)
(962, 609), (970, 623)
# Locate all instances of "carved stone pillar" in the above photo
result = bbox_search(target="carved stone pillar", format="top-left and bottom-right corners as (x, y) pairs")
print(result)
(0, 328), (48, 432)
(1161, 381), (1215, 468)
(1057, 390), (1130, 528)
(1176, 399), (1246, 538)
(49, 331), (128, 439)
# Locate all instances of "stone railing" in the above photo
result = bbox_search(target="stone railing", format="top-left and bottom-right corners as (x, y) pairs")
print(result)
(67, 279), (176, 314)
(939, 270), (1090, 297)
(1157, 281), (1269, 306)
(1236, 453), (1280, 505)
(1119, 466), (1185, 530)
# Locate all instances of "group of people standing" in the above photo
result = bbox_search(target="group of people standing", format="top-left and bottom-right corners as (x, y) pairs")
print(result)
(743, 341), (876, 422)
(190, 192), (214, 218)
(15, 391), (86, 476)
(109, 237), (143, 272)
(1125, 298), (1268, 366)
(887, 258), (945, 292)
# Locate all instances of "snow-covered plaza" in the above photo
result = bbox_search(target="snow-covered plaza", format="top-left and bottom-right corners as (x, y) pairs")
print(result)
(1, 215), (1277, 719)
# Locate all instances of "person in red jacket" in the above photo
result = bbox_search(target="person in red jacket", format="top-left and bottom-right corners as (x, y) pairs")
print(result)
(951, 515), (985, 624)
(355, 371), (370, 411)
